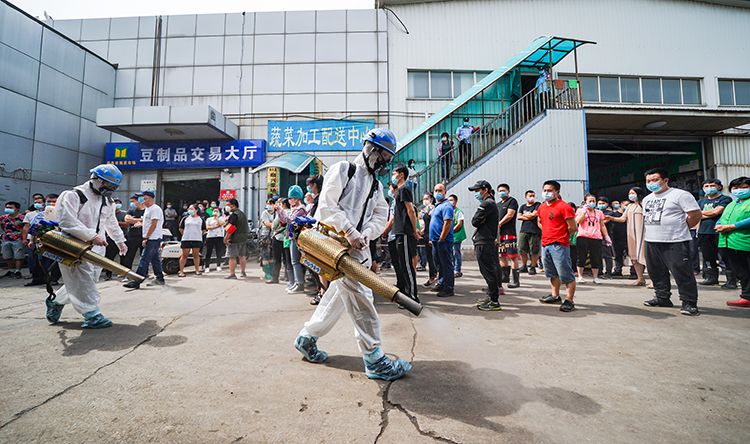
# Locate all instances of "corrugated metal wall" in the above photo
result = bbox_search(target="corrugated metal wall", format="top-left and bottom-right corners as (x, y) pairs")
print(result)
(448, 109), (587, 243)
(710, 136), (750, 186)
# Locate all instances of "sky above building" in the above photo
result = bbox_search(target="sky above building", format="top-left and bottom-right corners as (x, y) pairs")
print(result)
(13, 0), (373, 20)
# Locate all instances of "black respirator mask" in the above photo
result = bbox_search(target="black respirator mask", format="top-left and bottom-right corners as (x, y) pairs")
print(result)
(90, 178), (118, 198)
(363, 144), (392, 176)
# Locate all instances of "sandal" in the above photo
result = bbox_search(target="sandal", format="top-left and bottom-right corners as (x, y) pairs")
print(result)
(195, 272), (202, 276)
(177, 272), (186, 277)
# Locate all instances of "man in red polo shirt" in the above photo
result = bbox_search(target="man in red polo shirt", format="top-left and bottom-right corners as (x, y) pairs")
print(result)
(537, 180), (578, 312)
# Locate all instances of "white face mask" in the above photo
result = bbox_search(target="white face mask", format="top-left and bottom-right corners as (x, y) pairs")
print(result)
(225, 206), (231, 213)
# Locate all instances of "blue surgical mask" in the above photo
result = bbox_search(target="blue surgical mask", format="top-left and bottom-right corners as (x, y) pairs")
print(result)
(587, 202), (596, 209)
(463, 122), (470, 127)
(306, 186), (313, 193)
(391, 176), (398, 186)
(613, 204), (621, 210)
(543, 192), (555, 201)
(435, 192), (444, 201)
(731, 188), (750, 200)
(188, 210), (196, 216)
(4, 208), (14, 214)
(498, 191), (508, 199)
(474, 192), (482, 201)
(130, 202), (136, 209)
(34, 203), (44, 210)
(116, 203), (123, 210)
(597, 204), (606, 210)
(137, 196), (145, 204)
(703, 187), (718, 196)
(628, 194), (638, 202)
(646, 182), (662, 193)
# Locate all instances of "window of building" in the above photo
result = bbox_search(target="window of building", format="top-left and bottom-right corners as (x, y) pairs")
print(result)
(718, 79), (750, 106)
(407, 70), (492, 99)
(560, 74), (702, 106)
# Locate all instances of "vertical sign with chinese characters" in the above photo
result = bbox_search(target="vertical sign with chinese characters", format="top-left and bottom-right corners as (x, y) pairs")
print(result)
(266, 167), (279, 197)
(267, 120), (375, 152)
(104, 139), (267, 170)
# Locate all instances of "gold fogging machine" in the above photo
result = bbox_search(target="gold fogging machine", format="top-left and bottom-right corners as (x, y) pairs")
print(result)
(31, 219), (145, 283)
(293, 218), (423, 316)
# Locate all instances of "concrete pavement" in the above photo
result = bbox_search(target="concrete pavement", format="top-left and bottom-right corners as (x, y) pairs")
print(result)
(1, 262), (749, 443)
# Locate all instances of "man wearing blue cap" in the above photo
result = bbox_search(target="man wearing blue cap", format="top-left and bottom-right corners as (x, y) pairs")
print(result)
(124, 190), (165, 289)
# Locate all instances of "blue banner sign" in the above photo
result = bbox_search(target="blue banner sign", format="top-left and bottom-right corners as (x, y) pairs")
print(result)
(105, 139), (266, 170)
(267, 119), (375, 152)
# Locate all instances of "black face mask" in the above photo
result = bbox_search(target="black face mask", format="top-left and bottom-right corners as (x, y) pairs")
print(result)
(90, 180), (116, 198)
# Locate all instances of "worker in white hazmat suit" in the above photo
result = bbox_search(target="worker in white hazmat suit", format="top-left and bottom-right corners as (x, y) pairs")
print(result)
(294, 128), (413, 381)
(45, 164), (128, 329)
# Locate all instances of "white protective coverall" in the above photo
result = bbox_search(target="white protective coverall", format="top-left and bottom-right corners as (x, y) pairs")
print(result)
(301, 154), (389, 353)
(54, 182), (125, 315)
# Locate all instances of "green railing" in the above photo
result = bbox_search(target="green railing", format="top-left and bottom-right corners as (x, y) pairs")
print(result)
(409, 83), (581, 198)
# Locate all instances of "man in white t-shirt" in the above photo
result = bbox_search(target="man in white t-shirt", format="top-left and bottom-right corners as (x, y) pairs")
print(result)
(124, 190), (164, 288)
(641, 168), (702, 315)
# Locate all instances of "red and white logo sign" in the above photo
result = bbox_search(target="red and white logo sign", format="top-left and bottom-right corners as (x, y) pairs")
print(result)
(219, 189), (237, 201)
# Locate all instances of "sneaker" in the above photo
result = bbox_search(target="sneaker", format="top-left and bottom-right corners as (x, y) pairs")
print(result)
(680, 302), (700, 316)
(477, 300), (502, 311)
(416, 266), (426, 272)
(147, 279), (166, 286)
(592, 278), (603, 284)
(602, 272), (612, 279)
(204, 268), (211, 274)
(475, 296), (491, 305)
(437, 289), (454, 297)
(539, 294), (562, 304)
(45, 298), (64, 324)
(643, 298), (674, 308)
(224, 275), (237, 280)
(576, 277), (586, 284)
(123, 281), (140, 289)
(82, 311), (112, 329)
(310, 294), (322, 305)
(217, 266), (222, 272)
(727, 298), (750, 307)
(519, 266), (528, 273)
(240, 272), (248, 278)
(364, 351), (412, 381)
(287, 284), (306, 294)
(559, 299), (575, 312)
(454, 272), (463, 278)
(528, 266), (537, 275)
(294, 335), (328, 363)
(14, 270), (22, 279)
(722, 281), (738, 290)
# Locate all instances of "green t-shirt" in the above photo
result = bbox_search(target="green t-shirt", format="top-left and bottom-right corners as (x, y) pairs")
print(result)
(453, 207), (467, 243)
(718, 198), (750, 251)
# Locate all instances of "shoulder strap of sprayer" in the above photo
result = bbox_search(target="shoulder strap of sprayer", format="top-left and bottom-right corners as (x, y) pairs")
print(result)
(74, 188), (109, 234)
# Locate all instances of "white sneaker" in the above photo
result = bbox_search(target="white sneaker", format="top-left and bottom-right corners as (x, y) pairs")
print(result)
(204, 268), (211, 274)
(592, 277), (602, 284)
(217, 266), (222, 272)
(577, 277), (586, 284)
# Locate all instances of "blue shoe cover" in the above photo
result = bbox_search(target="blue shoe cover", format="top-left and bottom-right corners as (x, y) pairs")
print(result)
(45, 298), (64, 324)
(294, 335), (328, 363)
(81, 311), (112, 329)
(364, 347), (413, 381)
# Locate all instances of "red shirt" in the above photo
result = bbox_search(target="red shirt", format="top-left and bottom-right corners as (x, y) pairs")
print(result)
(538, 198), (575, 246)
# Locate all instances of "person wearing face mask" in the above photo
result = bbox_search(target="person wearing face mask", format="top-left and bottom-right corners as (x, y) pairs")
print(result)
(163, 202), (179, 241)
(1, 201), (26, 278)
(205, 204), (227, 274)
(640, 168), (702, 316)
(469, 180), (502, 311)
(175, 204), (205, 277)
(715, 177), (750, 307)
(448, 194), (466, 278)
(496, 183), (521, 289)
(537, 180), (578, 312)
(390, 165), (421, 303)
(276, 185), (309, 294)
(696, 179), (734, 287)
(597, 197), (616, 280)
(606, 200), (628, 277)
(517, 190), (542, 275)
(455, 117), (475, 170)
(295, 128), (412, 382)
(21, 194), (47, 285)
(124, 191), (165, 288)
(257, 199), (275, 281)
(428, 183), (455, 297)
(44, 165), (128, 329)
(607, 187), (648, 285)
(121, 193), (146, 273)
(437, 132), (454, 181)
(420, 193), (438, 287)
(223, 198), (249, 280)
(574, 194), (610, 284)
(102, 198), (129, 280)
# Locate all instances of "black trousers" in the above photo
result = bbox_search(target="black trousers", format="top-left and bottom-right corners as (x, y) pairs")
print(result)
(120, 237), (142, 270)
(458, 140), (472, 169)
(394, 234), (418, 302)
(271, 238), (283, 282)
(205, 237), (225, 267)
(576, 236), (603, 269)
(698, 234), (721, 270)
(689, 229), (701, 273)
(475, 243), (501, 301)
(426, 241), (437, 278)
(645, 241), (699, 304)
(389, 239), (400, 288)
(612, 239), (627, 273)
(724, 248), (750, 299)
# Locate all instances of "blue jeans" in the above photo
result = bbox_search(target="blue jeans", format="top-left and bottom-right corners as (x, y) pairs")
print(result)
(289, 239), (305, 287)
(433, 240), (454, 291)
(452, 241), (462, 273)
(136, 239), (164, 280)
(542, 243), (575, 284)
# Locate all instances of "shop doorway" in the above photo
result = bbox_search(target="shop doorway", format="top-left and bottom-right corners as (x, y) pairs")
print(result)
(162, 178), (220, 211)
(587, 138), (704, 201)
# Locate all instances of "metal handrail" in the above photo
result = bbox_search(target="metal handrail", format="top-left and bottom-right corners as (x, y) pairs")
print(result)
(409, 83), (581, 198)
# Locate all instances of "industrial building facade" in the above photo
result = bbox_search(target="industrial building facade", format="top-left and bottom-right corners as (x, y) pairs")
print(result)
(1, 0), (749, 220)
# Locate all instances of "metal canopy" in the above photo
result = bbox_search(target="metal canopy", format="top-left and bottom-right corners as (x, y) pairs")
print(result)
(397, 35), (594, 149)
(251, 152), (316, 174)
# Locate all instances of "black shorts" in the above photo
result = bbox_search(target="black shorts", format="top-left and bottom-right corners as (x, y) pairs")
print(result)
(181, 240), (203, 249)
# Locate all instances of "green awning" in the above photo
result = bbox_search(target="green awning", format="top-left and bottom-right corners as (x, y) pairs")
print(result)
(250, 152), (316, 174)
